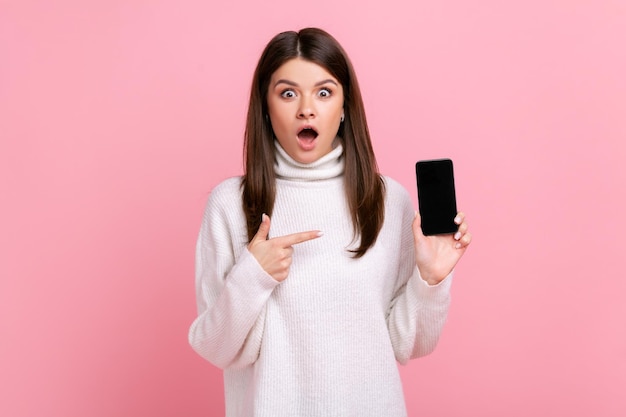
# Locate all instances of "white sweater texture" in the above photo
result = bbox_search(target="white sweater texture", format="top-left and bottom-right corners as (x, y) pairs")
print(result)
(189, 142), (453, 417)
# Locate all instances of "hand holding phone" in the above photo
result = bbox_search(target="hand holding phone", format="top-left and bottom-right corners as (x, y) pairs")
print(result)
(415, 159), (458, 236)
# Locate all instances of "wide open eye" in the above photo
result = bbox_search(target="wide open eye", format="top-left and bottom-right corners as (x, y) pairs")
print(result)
(280, 89), (297, 99)
(317, 88), (332, 98)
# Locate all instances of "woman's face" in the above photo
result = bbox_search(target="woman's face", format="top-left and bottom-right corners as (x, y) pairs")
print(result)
(267, 58), (344, 164)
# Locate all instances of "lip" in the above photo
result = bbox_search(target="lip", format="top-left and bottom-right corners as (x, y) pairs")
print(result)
(296, 125), (319, 151)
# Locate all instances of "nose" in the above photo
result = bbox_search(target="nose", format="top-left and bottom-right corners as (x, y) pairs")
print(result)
(297, 96), (316, 119)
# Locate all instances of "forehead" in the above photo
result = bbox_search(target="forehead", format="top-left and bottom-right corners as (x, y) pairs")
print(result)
(270, 58), (338, 85)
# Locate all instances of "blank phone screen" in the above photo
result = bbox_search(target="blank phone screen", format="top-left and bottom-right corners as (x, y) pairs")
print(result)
(416, 159), (458, 235)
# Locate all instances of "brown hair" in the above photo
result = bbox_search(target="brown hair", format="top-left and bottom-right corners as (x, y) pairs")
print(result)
(241, 27), (385, 258)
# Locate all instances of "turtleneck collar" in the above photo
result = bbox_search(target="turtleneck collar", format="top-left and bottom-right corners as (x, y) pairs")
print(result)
(274, 140), (345, 181)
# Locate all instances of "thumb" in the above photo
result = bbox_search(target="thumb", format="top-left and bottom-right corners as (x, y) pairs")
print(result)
(252, 213), (271, 243)
(412, 211), (425, 239)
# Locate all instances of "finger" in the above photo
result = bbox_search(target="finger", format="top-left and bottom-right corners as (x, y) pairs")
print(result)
(454, 221), (468, 241)
(276, 230), (323, 247)
(251, 213), (271, 243)
(455, 232), (472, 249)
(284, 246), (294, 258)
(412, 211), (425, 238)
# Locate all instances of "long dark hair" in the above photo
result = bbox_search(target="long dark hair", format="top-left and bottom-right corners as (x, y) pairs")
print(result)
(241, 27), (385, 258)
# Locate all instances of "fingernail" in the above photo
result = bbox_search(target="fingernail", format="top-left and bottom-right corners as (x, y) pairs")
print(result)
(454, 216), (461, 224)
(262, 213), (268, 222)
(454, 232), (461, 240)
(455, 242), (462, 249)
(317, 231), (324, 237)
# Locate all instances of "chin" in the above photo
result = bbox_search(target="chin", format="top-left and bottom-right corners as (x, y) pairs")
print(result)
(295, 154), (319, 164)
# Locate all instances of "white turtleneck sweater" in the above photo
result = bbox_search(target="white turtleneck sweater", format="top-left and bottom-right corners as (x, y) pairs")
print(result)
(189, 142), (453, 417)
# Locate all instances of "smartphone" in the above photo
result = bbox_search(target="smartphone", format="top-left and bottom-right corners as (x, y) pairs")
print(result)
(415, 159), (458, 235)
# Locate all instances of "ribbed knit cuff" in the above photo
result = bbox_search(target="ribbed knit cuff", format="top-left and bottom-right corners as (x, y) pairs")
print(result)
(413, 267), (453, 302)
(227, 248), (282, 300)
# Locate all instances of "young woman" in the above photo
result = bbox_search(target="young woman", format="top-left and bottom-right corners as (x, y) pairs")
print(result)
(189, 27), (472, 416)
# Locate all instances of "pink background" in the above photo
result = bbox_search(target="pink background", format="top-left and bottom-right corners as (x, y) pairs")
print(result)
(1, 1), (625, 416)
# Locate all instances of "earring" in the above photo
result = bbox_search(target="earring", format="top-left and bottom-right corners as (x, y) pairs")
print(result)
(340, 114), (345, 123)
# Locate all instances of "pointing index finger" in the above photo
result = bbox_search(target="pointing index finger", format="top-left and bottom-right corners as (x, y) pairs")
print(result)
(275, 230), (323, 247)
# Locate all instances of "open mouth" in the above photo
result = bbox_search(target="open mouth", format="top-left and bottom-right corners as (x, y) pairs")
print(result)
(297, 126), (318, 142)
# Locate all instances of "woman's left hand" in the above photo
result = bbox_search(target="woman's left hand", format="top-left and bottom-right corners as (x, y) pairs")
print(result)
(412, 211), (472, 286)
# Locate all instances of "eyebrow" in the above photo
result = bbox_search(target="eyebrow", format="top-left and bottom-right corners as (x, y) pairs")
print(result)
(273, 79), (339, 88)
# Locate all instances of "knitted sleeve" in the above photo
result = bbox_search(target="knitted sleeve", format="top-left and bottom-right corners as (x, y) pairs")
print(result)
(384, 181), (454, 365)
(188, 180), (280, 369)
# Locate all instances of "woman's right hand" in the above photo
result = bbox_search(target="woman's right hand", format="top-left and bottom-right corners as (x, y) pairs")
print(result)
(247, 214), (323, 282)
